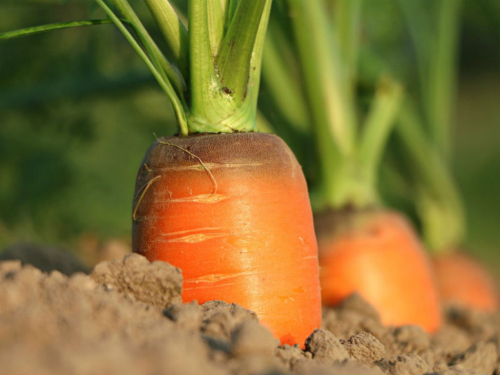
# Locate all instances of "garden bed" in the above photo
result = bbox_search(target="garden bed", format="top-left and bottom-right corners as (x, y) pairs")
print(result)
(0, 253), (498, 375)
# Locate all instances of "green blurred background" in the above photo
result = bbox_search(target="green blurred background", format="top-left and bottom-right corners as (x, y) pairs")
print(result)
(0, 1), (499, 272)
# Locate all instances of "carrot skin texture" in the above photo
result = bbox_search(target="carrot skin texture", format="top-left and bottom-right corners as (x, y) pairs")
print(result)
(316, 210), (441, 333)
(133, 133), (321, 347)
(433, 252), (499, 312)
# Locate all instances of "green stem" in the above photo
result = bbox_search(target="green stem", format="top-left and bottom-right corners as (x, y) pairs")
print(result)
(244, 0), (273, 123)
(334, 0), (362, 103)
(216, 0), (267, 103)
(96, 0), (188, 135)
(0, 19), (117, 40)
(188, 0), (228, 131)
(188, 0), (271, 133)
(287, 0), (358, 208)
(397, 101), (465, 253)
(428, 0), (462, 160)
(111, 0), (187, 99)
(207, 0), (225, 56)
(359, 76), (403, 191)
(143, 0), (189, 79)
(397, 0), (433, 118)
(261, 26), (309, 133)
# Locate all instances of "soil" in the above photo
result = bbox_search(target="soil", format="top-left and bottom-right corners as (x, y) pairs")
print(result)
(1, 253), (499, 375)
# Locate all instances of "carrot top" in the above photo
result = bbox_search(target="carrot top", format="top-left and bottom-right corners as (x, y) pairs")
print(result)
(261, 0), (403, 211)
(0, 0), (273, 136)
(98, 0), (272, 135)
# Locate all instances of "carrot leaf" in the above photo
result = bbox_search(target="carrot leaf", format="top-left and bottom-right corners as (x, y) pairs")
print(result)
(110, 0), (187, 100)
(143, 0), (189, 79)
(0, 19), (117, 40)
(96, 0), (188, 135)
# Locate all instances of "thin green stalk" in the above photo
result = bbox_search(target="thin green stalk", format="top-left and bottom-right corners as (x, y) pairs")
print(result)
(397, 101), (465, 252)
(244, 0), (273, 121)
(111, 0), (187, 99)
(143, 0), (189, 78)
(0, 19), (117, 40)
(287, 0), (356, 156)
(397, 0), (433, 114)
(334, 0), (362, 99)
(262, 29), (309, 132)
(96, 0), (188, 135)
(359, 76), (403, 190)
(287, 0), (357, 208)
(216, 0), (268, 103)
(428, 0), (462, 160)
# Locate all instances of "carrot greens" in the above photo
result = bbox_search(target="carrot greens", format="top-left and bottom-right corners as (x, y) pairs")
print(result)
(263, 0), (402, 210)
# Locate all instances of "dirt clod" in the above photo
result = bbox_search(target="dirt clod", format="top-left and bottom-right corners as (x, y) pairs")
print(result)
(341, 332), (385, 365)
(91, 253), (182, 308)
(305, 328), (350, 363)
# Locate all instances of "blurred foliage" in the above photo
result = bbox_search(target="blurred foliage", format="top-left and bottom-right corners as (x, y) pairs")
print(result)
(0, 0), (499, 272)
(0, 0), (177, 249)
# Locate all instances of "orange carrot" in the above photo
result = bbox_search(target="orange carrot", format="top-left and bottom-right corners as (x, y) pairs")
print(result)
(133, 133), (321, 346)
(316, 210), (441, 333)
(433, 252), (499, 312)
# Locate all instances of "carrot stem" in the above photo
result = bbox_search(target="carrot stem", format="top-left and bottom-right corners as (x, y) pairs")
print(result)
(334, 0), (362, 106)
(216, 0), (267, 102)
(428, 0), (462, 160)
(110, 0), (187, 99)
(358, 76), (403, 195)
(143, 0), (189, 79)
(396, 101), (465, 253)
(96, 0), (188, 135)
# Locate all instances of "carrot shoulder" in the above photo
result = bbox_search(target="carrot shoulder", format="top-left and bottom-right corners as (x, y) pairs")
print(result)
(133, 132), (321, 346)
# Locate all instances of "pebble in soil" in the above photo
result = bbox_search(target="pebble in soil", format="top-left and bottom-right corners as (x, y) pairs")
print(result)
(0, 253), (499, 375)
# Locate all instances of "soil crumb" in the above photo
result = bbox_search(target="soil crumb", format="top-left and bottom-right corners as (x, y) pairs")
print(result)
(1, 254), (500, 375)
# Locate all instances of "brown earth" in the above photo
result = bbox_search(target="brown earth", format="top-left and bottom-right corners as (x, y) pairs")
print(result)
(0, 253), (499, 375)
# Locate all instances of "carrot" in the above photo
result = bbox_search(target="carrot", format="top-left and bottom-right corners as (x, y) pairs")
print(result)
(261, 0), (442, 332)
(433, 252), (498, 312)
(88, 0), (323, 347)
(316, 210), (441, 332)
(133, 133), (321, 345)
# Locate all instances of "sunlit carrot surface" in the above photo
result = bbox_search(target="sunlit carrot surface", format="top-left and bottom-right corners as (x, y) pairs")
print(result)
(133, 132), (321, 347)
(316, 210), (441, 333)
(433, 252), (499, 312)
